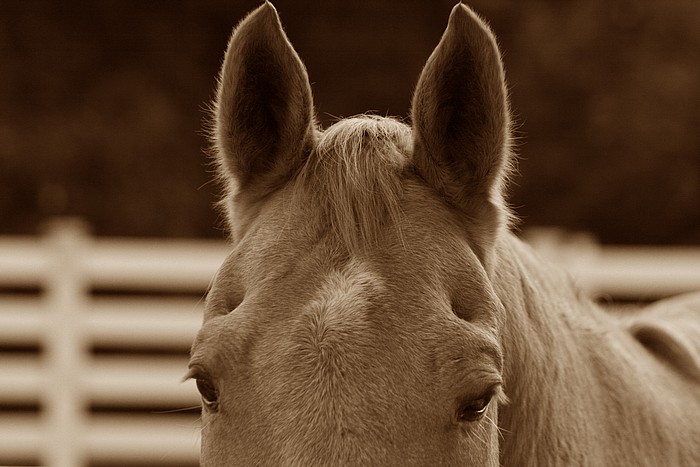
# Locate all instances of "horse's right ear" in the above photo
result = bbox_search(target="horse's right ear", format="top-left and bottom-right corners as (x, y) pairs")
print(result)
(214, 2), (315, 200)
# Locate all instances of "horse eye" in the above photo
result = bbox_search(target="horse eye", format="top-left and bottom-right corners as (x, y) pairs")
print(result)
(457, 394), (492, 423)
(196, 377), (219, 411)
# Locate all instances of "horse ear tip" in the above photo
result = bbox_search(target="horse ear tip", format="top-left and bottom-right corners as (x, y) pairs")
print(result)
(258, 0), (279, 21)
(262, 1), (278, 16)
(450, 2), (471, 19)
(225, 0), (284, 47)
(448, 2), (483, 29)
(242, 1), (281, 29)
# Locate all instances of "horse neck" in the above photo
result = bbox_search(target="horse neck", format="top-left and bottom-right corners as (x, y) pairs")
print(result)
(491, 234), (685, 465)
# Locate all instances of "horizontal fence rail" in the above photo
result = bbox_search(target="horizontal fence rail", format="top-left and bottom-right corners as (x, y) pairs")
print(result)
(0, 219), (229, 467)
(1, 220), (699, 466)
(524, 228), (700, 301)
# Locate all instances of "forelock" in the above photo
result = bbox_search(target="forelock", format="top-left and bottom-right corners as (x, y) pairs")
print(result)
(297, 115), (412, 252)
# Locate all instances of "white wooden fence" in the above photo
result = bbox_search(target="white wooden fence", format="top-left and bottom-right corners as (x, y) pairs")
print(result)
(0, 221), (699, 466)
(523, 227), (700, 301)
(0, 219), (228, 467)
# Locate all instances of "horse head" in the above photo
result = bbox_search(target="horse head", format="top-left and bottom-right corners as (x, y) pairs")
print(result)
(189, 2), (512, 464)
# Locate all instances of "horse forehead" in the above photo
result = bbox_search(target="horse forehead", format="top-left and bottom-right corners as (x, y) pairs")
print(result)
(304, 257), (385, 323)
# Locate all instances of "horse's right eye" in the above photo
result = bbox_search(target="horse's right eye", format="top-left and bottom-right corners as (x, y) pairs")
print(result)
(196, 377), (219, 411)
(457, 394), (491, 422)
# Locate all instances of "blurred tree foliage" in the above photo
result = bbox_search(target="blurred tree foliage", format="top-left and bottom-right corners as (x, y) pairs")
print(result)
(0, 0), (698, 243)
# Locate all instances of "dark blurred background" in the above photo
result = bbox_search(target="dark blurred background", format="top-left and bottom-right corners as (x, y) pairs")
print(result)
(1, 0), (698, 244)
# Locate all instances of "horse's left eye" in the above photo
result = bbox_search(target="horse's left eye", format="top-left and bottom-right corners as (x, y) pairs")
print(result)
(196, 377), (219, 411)
(457, 394), (492, 422)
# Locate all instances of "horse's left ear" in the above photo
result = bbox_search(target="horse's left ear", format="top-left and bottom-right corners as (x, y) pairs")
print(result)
(411, 4), (511, 247)
(214, 2), (315, 199)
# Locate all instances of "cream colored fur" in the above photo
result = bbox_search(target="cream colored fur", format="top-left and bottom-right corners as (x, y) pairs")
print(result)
(191, 2), (700, 465)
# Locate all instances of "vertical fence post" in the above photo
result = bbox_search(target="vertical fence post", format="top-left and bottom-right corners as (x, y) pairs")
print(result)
(42, 219), (91, 467)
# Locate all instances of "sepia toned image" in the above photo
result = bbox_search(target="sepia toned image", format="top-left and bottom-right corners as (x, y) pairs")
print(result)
(1, 1), (699, 466)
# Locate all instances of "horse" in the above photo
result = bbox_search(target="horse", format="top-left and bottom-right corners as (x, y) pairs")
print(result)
(187, 2), (700, 465)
